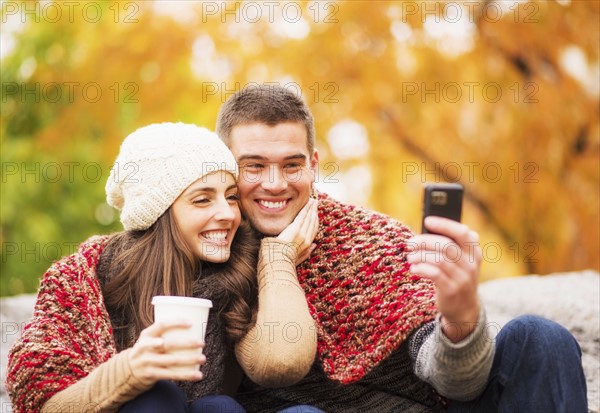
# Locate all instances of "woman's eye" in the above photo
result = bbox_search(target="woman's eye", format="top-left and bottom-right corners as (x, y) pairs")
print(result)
(193, 198), (210, 205)
(227, 194), (239, 202)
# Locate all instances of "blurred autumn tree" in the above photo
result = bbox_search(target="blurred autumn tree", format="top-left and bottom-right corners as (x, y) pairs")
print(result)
(1, 0), (598, 296)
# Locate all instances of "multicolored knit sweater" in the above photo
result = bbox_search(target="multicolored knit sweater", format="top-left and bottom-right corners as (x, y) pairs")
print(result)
(7, 194), (493, 413)
(299, 192), (438, 383)
(6, 236), (116, 413)
(237, 193), (494, 413)
(5, 233), (317, 413)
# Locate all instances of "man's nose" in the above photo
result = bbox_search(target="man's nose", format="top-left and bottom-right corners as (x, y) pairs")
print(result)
(261, 165), (288, 193)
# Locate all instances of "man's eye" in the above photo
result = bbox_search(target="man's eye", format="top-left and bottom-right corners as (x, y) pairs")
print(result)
(284, 163), (303, 170)
(241, 164), (264, 175)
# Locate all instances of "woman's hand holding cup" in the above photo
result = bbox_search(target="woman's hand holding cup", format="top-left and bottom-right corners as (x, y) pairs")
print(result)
(127, 320), (205, 386)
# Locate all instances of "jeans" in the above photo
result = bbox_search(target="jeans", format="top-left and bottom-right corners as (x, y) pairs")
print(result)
(118, 380), (245, 413)
(118, 380), (325, 413)
(277, 406), (326, 413)
(447, 315), (588, 413)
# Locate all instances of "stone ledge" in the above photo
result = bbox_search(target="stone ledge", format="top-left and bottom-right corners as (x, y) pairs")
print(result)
(479, 270), (599, 413)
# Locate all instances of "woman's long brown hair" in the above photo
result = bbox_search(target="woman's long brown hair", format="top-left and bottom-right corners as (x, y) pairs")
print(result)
(101, 209), (258, 350)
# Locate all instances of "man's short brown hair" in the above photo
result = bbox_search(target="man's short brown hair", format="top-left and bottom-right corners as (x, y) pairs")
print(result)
(216, 84), (316, 155)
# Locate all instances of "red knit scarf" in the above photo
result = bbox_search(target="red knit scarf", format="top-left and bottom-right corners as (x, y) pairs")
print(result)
(297, 193), (438, 384)
(6, 236), (115, 413)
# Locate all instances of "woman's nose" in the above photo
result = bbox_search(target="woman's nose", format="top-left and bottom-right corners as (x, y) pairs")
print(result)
(214, 198), (236, 221)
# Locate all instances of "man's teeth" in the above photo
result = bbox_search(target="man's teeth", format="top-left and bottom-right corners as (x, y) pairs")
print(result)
(203, 231), (228, 241)
(260, 200), (286, 209)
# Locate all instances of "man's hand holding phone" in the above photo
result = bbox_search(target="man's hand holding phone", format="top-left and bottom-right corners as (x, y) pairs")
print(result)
(407, 183), (482, 343)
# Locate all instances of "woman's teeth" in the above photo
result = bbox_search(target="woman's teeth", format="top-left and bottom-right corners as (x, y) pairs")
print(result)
(202, 230), (228, 241)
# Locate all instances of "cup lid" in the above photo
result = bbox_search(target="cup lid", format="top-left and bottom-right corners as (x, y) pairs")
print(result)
(151, 295), (213, 308)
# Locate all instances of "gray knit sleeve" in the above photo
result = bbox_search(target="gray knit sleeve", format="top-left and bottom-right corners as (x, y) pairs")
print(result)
(409, 306), (496, 401)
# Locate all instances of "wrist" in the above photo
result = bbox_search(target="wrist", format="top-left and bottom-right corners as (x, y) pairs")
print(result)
(440, 304), (481, 343)
(260, 238), (298, 262)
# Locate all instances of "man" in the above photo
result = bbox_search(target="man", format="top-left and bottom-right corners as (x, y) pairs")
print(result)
(216, 85), (587, 412)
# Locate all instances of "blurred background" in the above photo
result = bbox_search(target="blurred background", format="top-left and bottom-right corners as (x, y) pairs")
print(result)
(1, 0), (598, 296)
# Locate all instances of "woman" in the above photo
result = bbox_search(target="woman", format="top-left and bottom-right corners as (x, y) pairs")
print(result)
(6, 123), (321, 413)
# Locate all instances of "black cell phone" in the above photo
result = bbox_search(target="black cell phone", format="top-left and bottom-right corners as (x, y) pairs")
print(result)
(421, 183), (463, 234)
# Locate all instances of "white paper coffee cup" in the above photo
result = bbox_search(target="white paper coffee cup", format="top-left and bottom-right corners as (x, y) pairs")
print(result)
(152, 295), (213, 373)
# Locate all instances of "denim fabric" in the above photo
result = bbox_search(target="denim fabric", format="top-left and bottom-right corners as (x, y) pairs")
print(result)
(447, 315), (588, 413)
(190, 394), (246, 413)
(118, 380), (323, 413)
(118, 380), (245, 413)
(277, 406), (327, 413)
(118, 380), (188, 412)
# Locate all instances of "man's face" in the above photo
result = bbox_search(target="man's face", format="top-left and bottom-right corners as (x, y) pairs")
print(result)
(229, 121), (318, 236)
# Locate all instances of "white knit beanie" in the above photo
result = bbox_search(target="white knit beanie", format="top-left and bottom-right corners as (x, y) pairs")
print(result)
(106, 122), (238, 231)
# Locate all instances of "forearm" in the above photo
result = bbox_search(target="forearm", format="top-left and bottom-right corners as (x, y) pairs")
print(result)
(412, 305), (495, 401)
(41, 350), (151, 413)
(236, 238), (317, 387)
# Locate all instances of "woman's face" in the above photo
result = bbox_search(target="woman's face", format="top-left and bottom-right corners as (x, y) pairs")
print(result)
(171, 170), (241, 263)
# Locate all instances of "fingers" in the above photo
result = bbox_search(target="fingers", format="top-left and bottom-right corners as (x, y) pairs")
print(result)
(147, 351), (206, 368)
(295, 199), (318, 240)
(138, 322), (205, 351)
(278, 199), (319, 252)
(139, 319), (192, 339)
(271, 199), (319, 265)
(407, 237), (477, 276)
(129, 322), (208, 385)
(289, 199), (318, 233)
(407, 219), (482, 342)
(136, 323), (200, 351)
(408, 218), (482, 272)
(139, 368), (203, 383)
(295, 244), (315, 264)
(289, 198), (315, 231)
(138, 336), (205, 354)
(130, 356), (204, 384)
(406, 221), (481, 299)
(422, 216), (480, 250)
(306, 200), (319, 240)
(293, 200), (319, 264)
(132, 343), (206, 367)
(408, 260), (471, 297)
(296, 197), (314, 221)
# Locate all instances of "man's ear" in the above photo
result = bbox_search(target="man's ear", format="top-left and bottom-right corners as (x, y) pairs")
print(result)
(310, 150), (319, 177)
